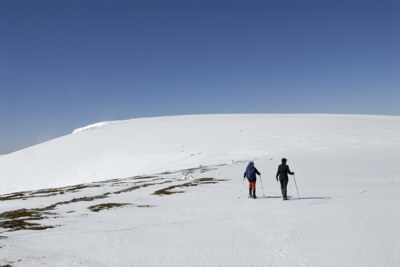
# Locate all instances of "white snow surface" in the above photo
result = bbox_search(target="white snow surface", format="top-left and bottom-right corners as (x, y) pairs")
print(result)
(0, 114), (399, 266)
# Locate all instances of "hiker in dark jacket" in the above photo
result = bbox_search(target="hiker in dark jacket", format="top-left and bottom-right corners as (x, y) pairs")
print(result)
(244, 161), (261, 199)
(276, 158), (294, 200)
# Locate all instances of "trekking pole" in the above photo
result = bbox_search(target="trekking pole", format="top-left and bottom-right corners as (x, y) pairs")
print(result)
(259, 175), (266, 198)
(238, 177), (245, 199)
(293, 174), (300, 199)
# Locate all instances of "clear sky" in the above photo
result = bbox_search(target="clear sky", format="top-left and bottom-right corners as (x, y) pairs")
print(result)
(1, 0), (399, 154)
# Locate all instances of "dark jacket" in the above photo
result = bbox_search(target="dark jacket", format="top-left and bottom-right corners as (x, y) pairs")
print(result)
(276, 163), (293, 180)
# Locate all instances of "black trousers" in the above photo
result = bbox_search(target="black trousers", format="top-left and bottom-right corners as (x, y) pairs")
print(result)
(280, 177), (288, 199)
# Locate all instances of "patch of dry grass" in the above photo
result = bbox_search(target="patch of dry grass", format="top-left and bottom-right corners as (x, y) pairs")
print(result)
(88, 203), (155, 212)
(0, 209), (56, 232)
(152, 178), (227, 196)
(88, 203), (132, 212)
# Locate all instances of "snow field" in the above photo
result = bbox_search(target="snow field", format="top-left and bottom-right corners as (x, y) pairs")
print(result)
(0, 114), (399, 266)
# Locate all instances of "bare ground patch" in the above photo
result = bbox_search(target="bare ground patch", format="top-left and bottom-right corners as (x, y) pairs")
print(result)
(152, 178), (228, 196)
(0, 164), (229, 234)
(88, 203), (155, 212)
(0, 209), (56, 232)
(88, 203), (132, 212)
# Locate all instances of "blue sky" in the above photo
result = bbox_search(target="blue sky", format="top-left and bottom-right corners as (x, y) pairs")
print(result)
(1, 0), (399, 153)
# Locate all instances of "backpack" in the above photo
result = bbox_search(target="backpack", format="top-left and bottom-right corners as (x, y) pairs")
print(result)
(245, 162), (256, 179)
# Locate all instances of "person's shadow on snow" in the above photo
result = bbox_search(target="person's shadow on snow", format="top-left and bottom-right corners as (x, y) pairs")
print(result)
(258, 196), (331, 201)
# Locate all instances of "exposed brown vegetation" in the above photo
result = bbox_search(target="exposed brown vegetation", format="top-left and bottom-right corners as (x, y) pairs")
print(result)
(152, 178), (227, 196)
(88, 203), (132, 212)
(0, 209), (56, 232)
(88, 203), (155, 212)
(0, 165), (229, 235)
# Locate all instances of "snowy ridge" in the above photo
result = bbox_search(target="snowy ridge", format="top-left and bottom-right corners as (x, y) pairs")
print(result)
(0, 114), (399, 195)
(72, 120), (124, 134)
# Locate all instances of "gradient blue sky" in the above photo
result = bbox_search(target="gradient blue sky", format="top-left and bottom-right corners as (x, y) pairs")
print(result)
(1, 0), (399, 153)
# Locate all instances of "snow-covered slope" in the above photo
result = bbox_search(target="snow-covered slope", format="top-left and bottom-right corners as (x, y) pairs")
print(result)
(0, 114), (399, 266)
(1, 114), (398, 195)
